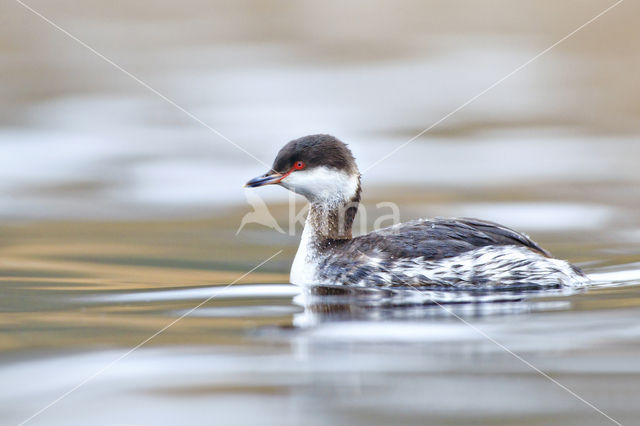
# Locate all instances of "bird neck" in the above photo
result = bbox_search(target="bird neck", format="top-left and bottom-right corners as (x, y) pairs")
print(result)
(306, 181), (361, 242)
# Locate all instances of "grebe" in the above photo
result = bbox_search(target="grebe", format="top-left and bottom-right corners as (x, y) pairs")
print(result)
(246, 134), (588, 288)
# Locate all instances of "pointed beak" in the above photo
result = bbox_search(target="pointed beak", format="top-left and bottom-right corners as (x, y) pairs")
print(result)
(244, 172), (284, 188)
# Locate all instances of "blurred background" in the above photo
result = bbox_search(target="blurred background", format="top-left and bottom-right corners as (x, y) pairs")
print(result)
(2, 1), (640, 425)
(1, 0), (639, 220)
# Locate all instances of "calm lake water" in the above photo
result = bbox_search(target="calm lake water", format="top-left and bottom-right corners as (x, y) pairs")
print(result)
(2, 201), (640, 425)
(2, 1), (640, 425)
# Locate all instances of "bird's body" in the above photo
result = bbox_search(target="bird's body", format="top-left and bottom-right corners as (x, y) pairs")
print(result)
(246, 134), (588, 288)
(293, 217), (586, 288)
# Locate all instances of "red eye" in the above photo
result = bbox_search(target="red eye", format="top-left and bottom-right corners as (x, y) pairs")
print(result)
(293, 161), (305, 170)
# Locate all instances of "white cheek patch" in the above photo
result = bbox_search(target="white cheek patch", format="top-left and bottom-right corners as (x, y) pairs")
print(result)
(280, 166), (359, 203)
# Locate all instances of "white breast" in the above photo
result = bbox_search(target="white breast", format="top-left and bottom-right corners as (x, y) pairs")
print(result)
(290, 215), (320, 286)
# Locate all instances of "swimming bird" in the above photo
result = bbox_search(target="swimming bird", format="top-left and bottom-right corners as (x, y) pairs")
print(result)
(245, 134), (588, 288)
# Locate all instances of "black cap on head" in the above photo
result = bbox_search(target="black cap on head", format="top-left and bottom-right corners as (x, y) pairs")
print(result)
(272, 134), (357, 174)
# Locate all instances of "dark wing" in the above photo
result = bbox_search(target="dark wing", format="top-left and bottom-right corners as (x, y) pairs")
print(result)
(342, 217), (550, 260)
(454, 217), (551, 257)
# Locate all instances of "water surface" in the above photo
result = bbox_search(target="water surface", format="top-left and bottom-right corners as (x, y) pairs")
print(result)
(2, 203), (640, 425)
